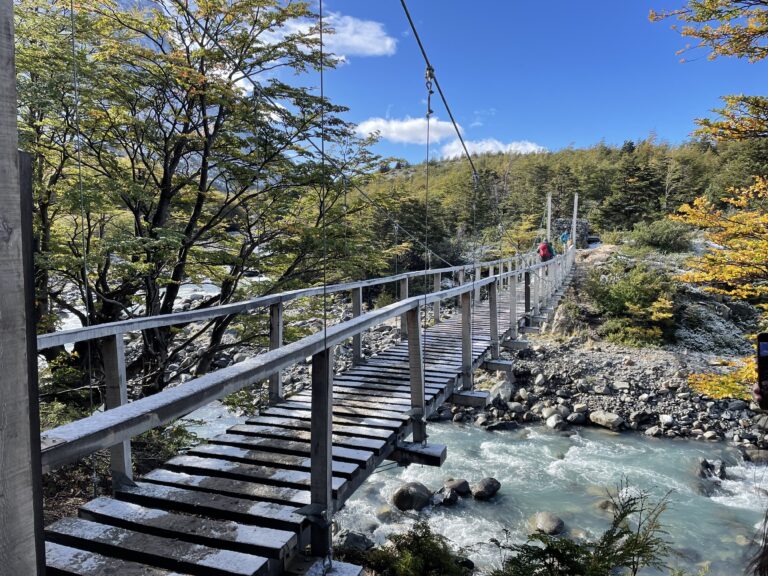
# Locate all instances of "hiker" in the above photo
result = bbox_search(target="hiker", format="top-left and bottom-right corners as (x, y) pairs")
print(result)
(538, 240), (553, 262)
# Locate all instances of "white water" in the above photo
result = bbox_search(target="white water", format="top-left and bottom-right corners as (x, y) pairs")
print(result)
(336, 424), (768, 575)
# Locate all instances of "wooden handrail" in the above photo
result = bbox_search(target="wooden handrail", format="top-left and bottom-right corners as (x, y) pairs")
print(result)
(36, 254), (526, 350)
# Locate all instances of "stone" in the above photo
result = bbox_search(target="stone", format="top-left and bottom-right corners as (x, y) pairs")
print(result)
(475, 414), (489, 427)
(659, 414), (675, 428)
(729, 400), (749, 411)
(589, 410), (624, 430)
(334, 530), (374, 553)
(613, 381), (630, 391)
(392, 482), (432, 511)
(443, 479), (471, 496)
(699, 458), (727, 480)
(472, 477), (501, 500)
(541, 406), (558, 419)
(742, 446), (768, 464)
(375, 505), (397, 522)
(487, 421), (519, 432)
(573, 403), (588, 413)
(546, 414), (566, 430)
(529, 511), (565, 535)
(702, 431), (720, 441)
(507, 402), (525, 414)
(439, 488), (459, 506)
(534, 373), (547, 387)
(593, 384), (611, 395)
(567, 412), (586, 425)
(754, 414), (768, 431)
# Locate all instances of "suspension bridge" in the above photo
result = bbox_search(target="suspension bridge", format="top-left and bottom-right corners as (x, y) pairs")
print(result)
(0, 0), (585, 573)
(36, 244), (576, 576)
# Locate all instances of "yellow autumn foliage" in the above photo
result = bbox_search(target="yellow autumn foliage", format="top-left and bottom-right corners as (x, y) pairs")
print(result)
(671, 176), (768, 303)
(688, 358), (755, 401)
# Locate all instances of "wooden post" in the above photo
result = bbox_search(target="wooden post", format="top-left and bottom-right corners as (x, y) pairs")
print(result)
(510, 274), (518, 339)
(461, 292), (473, 390)
(310, 347), (333, 558)
(102, 334), (132, 481)
(546, 192), (552, 242)
(474, 266), (481, 301)
(0, 49), (44, 572)
(489, 280), (500, 359)
(571, 192), (579, 248)
(268, 302), (283, 403)
(351, 287), (363, 365)
(432, 272), (441, 324)
(405, 308), (426, 443)
(456, 269), (465, 307)
(524, 270), (531, 326)
(399, 277), (409, 340)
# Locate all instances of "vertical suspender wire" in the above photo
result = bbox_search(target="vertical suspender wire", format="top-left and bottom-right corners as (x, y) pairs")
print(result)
(69, 0), (97, 498)
(318, 2), (332, 572)
(420, 68), (433, 445)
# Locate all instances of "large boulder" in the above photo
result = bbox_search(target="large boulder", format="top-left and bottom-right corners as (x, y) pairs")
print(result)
(444, 478), (471, 496)
(589, 410), (624, 430)
(528, 511), (565, 535)
(392, 481), (432, 511)
(487, 421), (519, 432)
(546, 414), (566, 430)
(472, 477), (501, 500)
(333, 530), (374, 553)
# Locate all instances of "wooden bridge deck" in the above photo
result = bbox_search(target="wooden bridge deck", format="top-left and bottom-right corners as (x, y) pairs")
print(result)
(43, 287), (543, 576)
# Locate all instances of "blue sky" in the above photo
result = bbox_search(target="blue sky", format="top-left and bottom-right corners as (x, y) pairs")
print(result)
(305, 0), (766, 163)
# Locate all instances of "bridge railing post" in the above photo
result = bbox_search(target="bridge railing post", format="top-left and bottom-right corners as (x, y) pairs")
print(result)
(510, 273), (518, 339)
(474, 266), (481, 301)
(524, 270), (531, 326)
(351, 287), (363, 365)
(310, 346), (333, 557)
(405, 307), (426, 442)
(456, 268), (465, 307)
(432, 272), (441, 324)
(399, 277), (409, 340)
(489, 279), (500, 359)
(269, 302), (284, 403)
(461, 291), (473, 390)
(102, 334), (132, 482)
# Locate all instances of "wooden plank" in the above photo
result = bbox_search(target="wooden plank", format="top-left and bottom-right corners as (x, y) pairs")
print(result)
(45, 542), (184, 576)
(240, 417), (395, 440)
(46, 518), (269, 576)
(116, 482), (306, 533)
(187, 444), (360, 479)
(162, 455), (348, 496)
(226, 425), (387, 455)
(78, 497), (297, 561)
(141, 469), (311, 506)
(266, 403), (408, 422)
(207, 433), (375, 466)
(293, 390), (413, 407)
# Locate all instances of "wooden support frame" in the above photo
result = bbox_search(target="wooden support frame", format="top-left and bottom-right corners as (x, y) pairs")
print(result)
(524, 271), (531, 326)
(474, 266), (481, 301)
(405, 308), (426, 443)
(488, 280), (500, 359)
(351, 287), (363, 365)
(509, 274), (518, 339)
(102, 334), (132, 481)
(461, 292), (473, 390)
(310, 348), (333, 557)
(269, 302), (284, 403)
(399, 277), (409, 340)
(432, 272), (441, 324)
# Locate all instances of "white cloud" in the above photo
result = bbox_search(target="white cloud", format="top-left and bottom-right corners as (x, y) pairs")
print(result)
(440, 138), (546, 158)
(272, 12), (396, 59)
(357, 116), (459, 145)
(326, 13), (396, 57)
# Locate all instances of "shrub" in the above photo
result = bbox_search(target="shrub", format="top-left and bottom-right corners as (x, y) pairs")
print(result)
(584, 259), (677, 346)
(688, 358), (753, 400)
(363, 521), (471, 576)
(490, 482), (672, 576)
(630, 219), (691, 253)
(601, 230), (625, 245)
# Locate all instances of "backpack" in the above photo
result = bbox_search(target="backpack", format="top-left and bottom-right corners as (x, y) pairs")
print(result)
(538, 241), (552, 261)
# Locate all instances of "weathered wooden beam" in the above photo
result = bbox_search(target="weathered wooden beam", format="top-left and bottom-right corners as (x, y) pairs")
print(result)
(269, 302), (284, 404)
(0, 50), (44, 572)
(432, 272), (441, 324)
(474, 266), (481, 301)
(310, 348), (333, 558)
(102, 334), (132, 481)
(399, 277), (408, 340)
(461, 292), (473, 390)
(390, 442), (446, 467)
(351, 287), (363, 365)
(524, 271), (531, 326)
(488, 280), (500, 360)
(509, 274), (518, 339)
(405, 308), (426, 443)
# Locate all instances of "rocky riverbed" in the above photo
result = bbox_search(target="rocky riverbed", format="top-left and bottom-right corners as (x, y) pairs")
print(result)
(432, 340), (768, 465)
